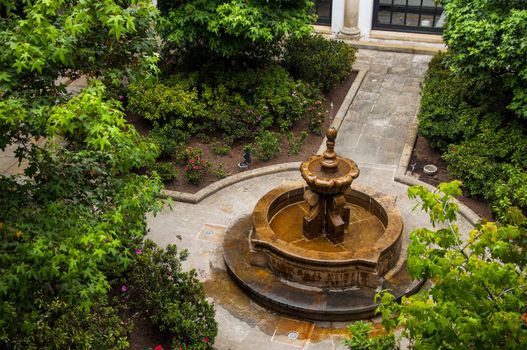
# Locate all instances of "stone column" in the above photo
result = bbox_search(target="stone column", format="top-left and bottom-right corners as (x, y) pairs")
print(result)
(339, 0), (360, 39)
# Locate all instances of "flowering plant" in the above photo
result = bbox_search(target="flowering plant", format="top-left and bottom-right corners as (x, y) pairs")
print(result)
(306, 98), (326, 135)
(184, 155), (208, 184)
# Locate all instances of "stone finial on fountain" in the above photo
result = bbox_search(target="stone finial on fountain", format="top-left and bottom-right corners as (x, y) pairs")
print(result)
(321, 127), (338, 171)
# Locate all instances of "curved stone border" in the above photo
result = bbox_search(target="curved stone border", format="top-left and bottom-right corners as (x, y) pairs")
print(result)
(164, 68), (368, 204)
(394, 106), (481, 226)
(164, 162), (300, 204)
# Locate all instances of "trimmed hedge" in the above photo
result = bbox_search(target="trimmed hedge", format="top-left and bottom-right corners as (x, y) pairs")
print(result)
(283, 34), (356, 92)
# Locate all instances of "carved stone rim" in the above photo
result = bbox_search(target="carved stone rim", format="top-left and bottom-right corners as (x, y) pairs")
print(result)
(300, 157), (360, 194)
(251, 183), (403, 267)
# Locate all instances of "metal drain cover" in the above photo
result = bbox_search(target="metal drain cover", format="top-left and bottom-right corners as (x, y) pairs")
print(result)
(287, 331), (299, 340)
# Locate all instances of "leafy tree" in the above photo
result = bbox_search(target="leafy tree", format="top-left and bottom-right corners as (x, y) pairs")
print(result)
(442, 0), (527, 119)
(0, 1), (165, 347)
(377, 182), (527, 349)
(0, 82), (163, 348)
(1, 0), (160, 159)
(344, 321), (398, 350)
(157, 0), (315, 63)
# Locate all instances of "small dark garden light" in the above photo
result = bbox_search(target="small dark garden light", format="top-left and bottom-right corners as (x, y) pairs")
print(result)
(238, 148), (252, 169)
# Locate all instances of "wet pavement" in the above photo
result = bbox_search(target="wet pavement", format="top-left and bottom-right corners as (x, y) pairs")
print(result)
(145, 50), (474, 350)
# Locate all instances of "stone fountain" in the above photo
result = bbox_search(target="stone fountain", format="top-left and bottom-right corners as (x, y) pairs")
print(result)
(223, 127), (422, 320)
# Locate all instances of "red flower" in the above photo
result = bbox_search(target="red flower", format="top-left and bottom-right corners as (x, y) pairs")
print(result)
(154, 345), (163, 350)
(203, 337), (209, 343)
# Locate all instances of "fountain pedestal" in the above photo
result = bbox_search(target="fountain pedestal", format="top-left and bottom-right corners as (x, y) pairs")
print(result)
(303, 190), (350, 244)
(300, 127), (359, 244)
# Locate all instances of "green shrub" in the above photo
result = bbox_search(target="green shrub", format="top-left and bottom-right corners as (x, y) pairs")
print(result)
(150, 121), (191, 158)
(202, 65), (324, 139)
(184, 154), (208, 185)
(283, 34), (356, 92)
(174, 146), (204, 166)
(157, 0), (314, 62)
(210, 141), (231, 156)
(442, 0), (527, 119)
(494, 165), (527, 225)
(287, 131), (308, 155)
(1, 298), (130, 349)
(344, 321), (398, 350)
(417, 53), (501, 152)
(442, 123), (527, 199)
(149, 162), (179, 182)
(128, 78), (206, 123)
(306, 97), (326, 135)
(209, 162), (228, 179)
(126, 240), (217, 350)
(255, 130), (281, 161)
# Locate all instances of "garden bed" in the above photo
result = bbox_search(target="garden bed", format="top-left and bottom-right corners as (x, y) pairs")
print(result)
(408, 135), (492, 220)
(128, 71), (357, 194)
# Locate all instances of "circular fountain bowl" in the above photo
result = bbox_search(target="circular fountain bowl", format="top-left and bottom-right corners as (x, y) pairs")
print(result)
(300, 155), (360, 195)
(224, 183), (424, 321)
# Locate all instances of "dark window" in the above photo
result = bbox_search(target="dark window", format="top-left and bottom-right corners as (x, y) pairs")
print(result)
(315, 0), (332, 26)
(373, 0), (444, 34)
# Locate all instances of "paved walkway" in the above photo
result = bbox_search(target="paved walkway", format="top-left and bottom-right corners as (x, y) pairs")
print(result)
(146, 50), (473, 350)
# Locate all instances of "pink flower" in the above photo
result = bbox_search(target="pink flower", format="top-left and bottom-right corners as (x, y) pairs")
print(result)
(193, 166), (198, 170)
(203, 337), (209, 343)
(135, 248), (142, 254)
(190, 159), (194, 163)
(154, 345), (163, 350)
(120, 285), (127, 293)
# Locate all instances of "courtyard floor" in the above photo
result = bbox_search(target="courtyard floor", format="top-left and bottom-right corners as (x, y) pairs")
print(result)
(145, 50), (475, 350)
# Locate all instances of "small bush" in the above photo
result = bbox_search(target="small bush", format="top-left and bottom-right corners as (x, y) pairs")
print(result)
(150, 121), (190, 158)
(418, 52), (506, 152)
(255, 130), (281, 161)
(126, 240), (217, 350)
(184, 155), (208, 185)
(2, 298), (129, 349)
(443, 123), (527, 200)
(210, 141), (231, 156)
(128, 77), (206, 124)
(174, 146), (203, 166)
(209, 162), (228, 179)
(287, 131), (308, 155)
(149, 162), (179, 182)
(306, 97), (326, 135)
(343, 321), (398, 350)
(283, 34), (356, 92)
(202, 65), (324, 139)
(494, 165), (527, 224)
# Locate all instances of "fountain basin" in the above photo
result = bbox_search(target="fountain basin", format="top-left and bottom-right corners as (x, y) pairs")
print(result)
(224, 182), (423, 321)
(252, 183), (403, 288)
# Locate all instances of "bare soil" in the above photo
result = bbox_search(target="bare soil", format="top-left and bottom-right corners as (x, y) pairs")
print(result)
(408, 135), (493, 220)
(157, 71), (358, 194)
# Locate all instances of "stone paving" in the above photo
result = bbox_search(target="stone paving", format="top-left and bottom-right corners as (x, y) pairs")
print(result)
(145, 50), (474, 350)
(0, 50), (472, 349)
